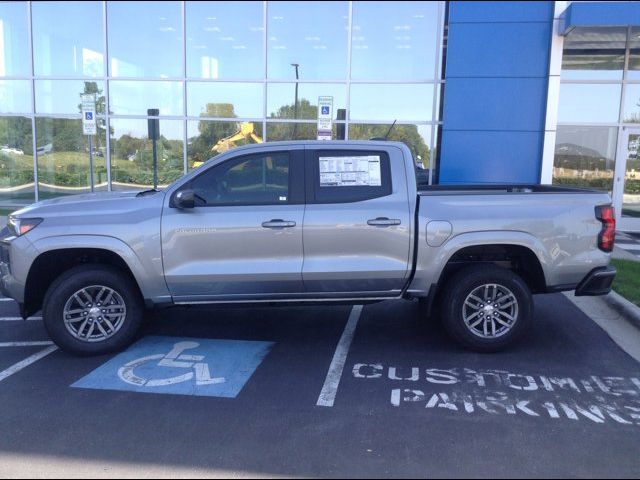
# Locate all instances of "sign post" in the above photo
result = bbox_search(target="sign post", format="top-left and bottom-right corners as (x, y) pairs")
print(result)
(147, 109), (160, 190)
(81, 94), (97, 192)
(317, 96), (333, 141)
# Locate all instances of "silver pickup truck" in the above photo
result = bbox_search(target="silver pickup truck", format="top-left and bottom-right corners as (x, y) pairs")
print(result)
(0, 141), (617, 355)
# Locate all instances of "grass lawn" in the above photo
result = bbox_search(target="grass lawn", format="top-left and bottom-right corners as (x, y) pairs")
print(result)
(611, 259), (640, 307)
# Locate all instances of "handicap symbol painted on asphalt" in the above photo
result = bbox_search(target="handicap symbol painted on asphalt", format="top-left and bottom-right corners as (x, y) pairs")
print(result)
(72, 336), (273, 397)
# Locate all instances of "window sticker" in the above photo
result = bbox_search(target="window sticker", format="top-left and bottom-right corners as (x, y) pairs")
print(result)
(319, 155), (382, 187)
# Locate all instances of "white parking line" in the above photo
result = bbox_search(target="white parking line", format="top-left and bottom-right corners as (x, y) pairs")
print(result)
(0, 345), (58, 383)
(0, 341), (54, 347)
(317, 304), (363, 407)
(0, 316), (43, 321)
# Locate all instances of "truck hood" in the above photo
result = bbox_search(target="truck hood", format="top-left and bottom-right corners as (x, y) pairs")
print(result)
(11, 190), (164, 217)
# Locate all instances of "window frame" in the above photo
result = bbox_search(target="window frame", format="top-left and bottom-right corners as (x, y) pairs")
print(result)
(172, 149), (304, 208)
(305, 149), (393, 204)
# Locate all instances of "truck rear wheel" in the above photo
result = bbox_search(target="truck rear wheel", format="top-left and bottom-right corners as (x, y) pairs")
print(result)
(42, 264), (143, 356)
(440, 265), (533, 352)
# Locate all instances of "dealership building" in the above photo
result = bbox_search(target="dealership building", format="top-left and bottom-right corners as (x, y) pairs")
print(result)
(0, 1), (639, 229)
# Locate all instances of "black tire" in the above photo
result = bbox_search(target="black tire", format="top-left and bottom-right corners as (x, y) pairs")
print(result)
(440, 264), (533, 352)
(42, 264), (144, 356)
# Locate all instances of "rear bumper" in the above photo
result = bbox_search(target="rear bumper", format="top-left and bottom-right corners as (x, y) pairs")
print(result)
(575, 266), (616, 296)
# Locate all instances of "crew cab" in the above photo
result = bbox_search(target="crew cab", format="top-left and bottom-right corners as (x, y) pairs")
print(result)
(0, 141), (616, 355)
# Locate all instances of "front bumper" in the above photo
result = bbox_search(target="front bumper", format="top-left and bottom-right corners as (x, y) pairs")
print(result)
(575, 266), (617, 296)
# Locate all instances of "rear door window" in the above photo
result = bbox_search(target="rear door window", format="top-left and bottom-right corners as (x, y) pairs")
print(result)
(307, 150), (392, 203)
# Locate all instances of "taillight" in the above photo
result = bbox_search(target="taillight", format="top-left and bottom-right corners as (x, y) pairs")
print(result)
(595, 205), (615, 252)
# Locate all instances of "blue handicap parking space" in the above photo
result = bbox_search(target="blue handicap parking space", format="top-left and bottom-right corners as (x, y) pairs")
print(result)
(72, 336), (273, 398)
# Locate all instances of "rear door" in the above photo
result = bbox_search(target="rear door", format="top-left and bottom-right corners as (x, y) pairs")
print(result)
(161, 146), (305, 302)
(302, 145), (412, 296)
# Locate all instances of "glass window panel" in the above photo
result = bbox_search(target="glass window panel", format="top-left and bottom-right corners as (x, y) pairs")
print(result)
(561, 27), (626, 81)
(187, 120), (263, 169)
(0, 80), (30, 113)
(349, 123), (432, 169)
(110, 118), (184, 189)
(350, 84), (434, 122)
(32, 1), (104, 77)
(108, 1), (183, 78)
(623, 84), (640, 124)
(186, 1), (264, 79)
(265, 122), (341, 141)
(35, 80), (105, 115)
(267, 83), (346, 119)
(35, 118), (108, 199)
(267, 1), (348, 80)
(622, 132), (640, 218)
(187, 82), (263, 118)
(553, 125), (617, 193)
(191, 152), (289, 205)
(351, 1), (439, 81)
(0, 116), (34, 205)
(627, 27), (640, 81)
(0, 2), (30, 76)
(109, 81), (183, 116)
(558, 84), (621, 124)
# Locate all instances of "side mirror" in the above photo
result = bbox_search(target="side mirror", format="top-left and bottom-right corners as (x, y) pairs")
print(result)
(174, 189), (195, 209)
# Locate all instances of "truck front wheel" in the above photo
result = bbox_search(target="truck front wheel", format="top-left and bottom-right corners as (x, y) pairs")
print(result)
(42, 264), (143, 356)
(440, 265), (533, 352)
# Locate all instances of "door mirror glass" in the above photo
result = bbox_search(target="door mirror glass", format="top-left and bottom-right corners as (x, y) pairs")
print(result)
(174, 189), (195, 209)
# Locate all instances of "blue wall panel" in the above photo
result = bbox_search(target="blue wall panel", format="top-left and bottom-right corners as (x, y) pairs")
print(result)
(439, 131), (543, 184)
(443, 78), (548, 132)
(563, 2), (640, 33)
(438, 1), (554, 184)
(446, 23), (552, 78)
(449, 1), (554, 23)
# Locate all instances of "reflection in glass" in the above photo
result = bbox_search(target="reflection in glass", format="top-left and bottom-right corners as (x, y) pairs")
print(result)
(267, 1), (348, 80)
(623, 84), (640, 124)
(108, 1), (182, 78)
(0, 2), (30, 76)
(187, 82), (263, 118)
(32, 1), (104, 77)
(351, 1), (439, 81)
(35, 80), (106, 115)
(0, 117), (35, 204)
(558, 84), (622, 124)
(265, 122), (340, 142)
(553, 126), (617, 192)
(35, 118), (108, 199)
(109, 81), (183, 116)
(110, 119), (184, 189)
(0, 80), (31, 114)
(561, 27), (626, 80)
(628, 27), (640, 81)
(267, 83), (346, 120)
(186, 1), (264, 79)
(349, 123), (431, 169)
(623, 133), (640, 218)
(187, 120), (264, 169)
(350, 84), (433, 122)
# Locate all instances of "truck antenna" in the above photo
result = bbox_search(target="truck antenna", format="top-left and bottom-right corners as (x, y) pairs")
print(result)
(384, 120), (397, 140)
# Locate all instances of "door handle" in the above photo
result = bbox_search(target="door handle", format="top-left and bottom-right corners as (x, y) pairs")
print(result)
(367, 217), (401, 226)
(262, 219), (297, 228)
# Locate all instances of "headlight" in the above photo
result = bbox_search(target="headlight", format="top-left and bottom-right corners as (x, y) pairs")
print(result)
(7, 216), (42, 237)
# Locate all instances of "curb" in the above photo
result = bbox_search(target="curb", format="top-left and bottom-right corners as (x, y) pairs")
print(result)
(603, 291), (640, 330)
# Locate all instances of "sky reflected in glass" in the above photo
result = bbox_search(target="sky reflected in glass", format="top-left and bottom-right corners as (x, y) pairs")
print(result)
(110, 81), (183, 116)
(188, 82), (263, 118)
(0, 80), (30, 113)
(35, 80), (105, 115)
(0, 2), (30, 76)
(558, 84), (622, 124)
(108, 1), (183, 78)
(350, 84), (433, 121)
(186, 1), (264, 79)
(267, 83), (346, 119)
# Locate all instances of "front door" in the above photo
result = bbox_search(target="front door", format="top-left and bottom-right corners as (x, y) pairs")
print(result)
(614, 127), (640, 232)
(161, 148), (306, 302)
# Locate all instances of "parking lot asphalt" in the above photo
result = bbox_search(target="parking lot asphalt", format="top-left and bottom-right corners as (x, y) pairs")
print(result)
(0, 294), (639, 478)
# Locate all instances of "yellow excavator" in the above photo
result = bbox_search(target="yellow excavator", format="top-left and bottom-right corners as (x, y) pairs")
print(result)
(192, 122), (263, 168)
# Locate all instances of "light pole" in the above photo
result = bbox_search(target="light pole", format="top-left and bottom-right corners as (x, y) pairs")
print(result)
(291, 63), (299, 138)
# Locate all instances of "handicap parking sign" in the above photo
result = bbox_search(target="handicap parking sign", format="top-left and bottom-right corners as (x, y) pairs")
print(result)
(85, 112), (93, 120)
(72, 336), (273, 398)
(321, 106), (330, 115)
